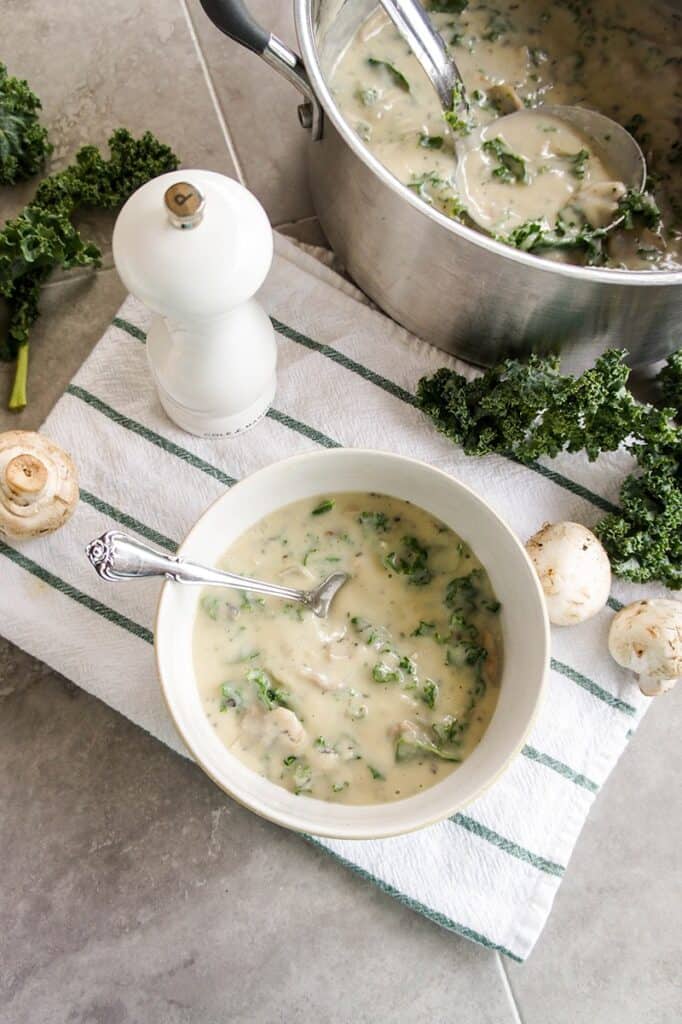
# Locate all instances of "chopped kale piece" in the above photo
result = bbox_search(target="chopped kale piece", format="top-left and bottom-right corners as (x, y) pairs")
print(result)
(311, 498), (335, 516)
(383, 535), (432, 585)
(247, 668), (294, 711)
(421, 680), (439, 708)
(358, 510), (390, 531)
(482, 136), (528, 184)
(367, 57), (410, 92)
(419, 133), (444, 149)
(372, 662), (402, 684)
(219, 684), (245, 712)
(569, 148), (590, 179)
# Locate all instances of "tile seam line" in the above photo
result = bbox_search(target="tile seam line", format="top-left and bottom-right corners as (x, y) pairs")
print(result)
(495, 952), (528, 1024)
(108, 316), (636, 715)
(178, 0), (247, 183)
(0, 539), (565, 879)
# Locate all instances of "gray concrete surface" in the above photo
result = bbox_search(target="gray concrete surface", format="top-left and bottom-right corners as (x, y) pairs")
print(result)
(0, 2), (679, 1021)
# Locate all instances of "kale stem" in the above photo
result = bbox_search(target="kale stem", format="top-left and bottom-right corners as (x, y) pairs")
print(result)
(8, 341), (28, 410)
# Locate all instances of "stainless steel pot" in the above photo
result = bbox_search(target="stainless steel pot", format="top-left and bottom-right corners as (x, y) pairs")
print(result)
(199, 0), (681, 369)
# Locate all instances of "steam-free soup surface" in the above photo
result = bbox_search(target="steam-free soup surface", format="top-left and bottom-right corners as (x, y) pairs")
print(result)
(194, 493), (503, 804)
(330, 0), (681, 270)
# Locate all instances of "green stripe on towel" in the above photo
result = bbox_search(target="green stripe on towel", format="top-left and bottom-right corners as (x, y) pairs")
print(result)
(270, 316), (620, 516)
(266, 407), (342, 449)
(522, 745), (599, 793)
(303, 835), (523, 961)
(66, 385), (236, 487)
(79, 489), (178, 552)
(452, 814), (565, 876)
(551, 657), (636, 716)
(0, 539), (154, 645)
(112, 316), (147, 342)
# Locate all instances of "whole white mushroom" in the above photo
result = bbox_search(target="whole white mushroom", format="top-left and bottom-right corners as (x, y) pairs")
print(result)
(525, 521), (611, 626)
(0, 430), (79, 540)
(608, 599), (682, 696)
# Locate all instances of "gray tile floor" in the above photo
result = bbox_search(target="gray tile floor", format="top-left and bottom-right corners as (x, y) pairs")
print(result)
(0, 3), (679, 1021)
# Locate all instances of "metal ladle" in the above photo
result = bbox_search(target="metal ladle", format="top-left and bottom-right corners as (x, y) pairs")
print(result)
(377, 0), (647, 228)
(86, 530), (349, 619)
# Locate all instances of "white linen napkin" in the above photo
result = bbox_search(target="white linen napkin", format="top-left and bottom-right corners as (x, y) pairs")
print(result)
(1, 233), (663, 961)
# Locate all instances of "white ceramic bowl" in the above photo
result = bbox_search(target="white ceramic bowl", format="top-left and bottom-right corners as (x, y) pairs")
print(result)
(155, 449), (549, 839)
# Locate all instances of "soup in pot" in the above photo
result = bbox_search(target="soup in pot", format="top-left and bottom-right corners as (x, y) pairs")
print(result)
(330, 0), (682, 270)
(194, 493), (503, 804)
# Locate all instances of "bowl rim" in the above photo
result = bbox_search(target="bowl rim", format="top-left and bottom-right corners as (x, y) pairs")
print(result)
(154, 448), (551, 838)
(293, 0), (682, 288)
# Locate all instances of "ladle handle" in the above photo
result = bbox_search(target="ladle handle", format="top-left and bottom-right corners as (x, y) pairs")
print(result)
(378, 0), (469, 114)
(198, 0), (323, 138)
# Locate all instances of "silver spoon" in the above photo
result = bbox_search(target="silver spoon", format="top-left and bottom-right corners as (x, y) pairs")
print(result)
(377, 0), (646, 225)
(86, 530), (349, 619)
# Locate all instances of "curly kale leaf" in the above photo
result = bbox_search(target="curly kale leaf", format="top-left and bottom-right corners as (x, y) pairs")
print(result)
(0, 206), (101, 359)
(482, 136), (528, 184)
(617, 188), (662, 230)
(595, 433), (681, 589)
(33, 128), (179, 211)
(417, 350), (681, 589)
(498, 190), (661, 266)
(498, 216), (609, 265)
(0, 63), (52, 185)
(416, 350), (651, 461)
(416, 355), (559, 457)
(657, 349), (681, 420)
(1, 128), (179, 406)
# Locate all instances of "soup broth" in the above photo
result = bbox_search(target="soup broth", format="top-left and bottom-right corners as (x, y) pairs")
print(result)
(194, 493), (503, 805)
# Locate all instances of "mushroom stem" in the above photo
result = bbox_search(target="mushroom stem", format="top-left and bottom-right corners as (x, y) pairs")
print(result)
(5, 453), (48, 500)
(638, 675), (677, 697)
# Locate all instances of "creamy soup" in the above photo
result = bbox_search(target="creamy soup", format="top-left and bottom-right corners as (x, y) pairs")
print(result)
(194, 493), (503, 805)
(330, 0), (682, 270)
(456, 111), (624, 234)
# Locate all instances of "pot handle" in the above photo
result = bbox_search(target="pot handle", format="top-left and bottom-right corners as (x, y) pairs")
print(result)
(198, 0), (323, 139)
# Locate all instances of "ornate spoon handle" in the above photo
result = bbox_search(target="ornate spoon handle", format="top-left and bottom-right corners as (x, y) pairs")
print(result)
(87, 530), (307, 598)
(85, 530), (348, 618)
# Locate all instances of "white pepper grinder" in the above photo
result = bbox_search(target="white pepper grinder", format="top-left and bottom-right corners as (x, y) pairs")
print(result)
(112, 170), (276, 437)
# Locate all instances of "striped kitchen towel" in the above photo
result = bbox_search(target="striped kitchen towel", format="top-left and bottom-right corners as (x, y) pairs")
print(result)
(0, 232), (664, 961)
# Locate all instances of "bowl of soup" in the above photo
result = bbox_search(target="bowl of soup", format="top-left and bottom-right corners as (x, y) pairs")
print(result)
(155, 449), (549, 838)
